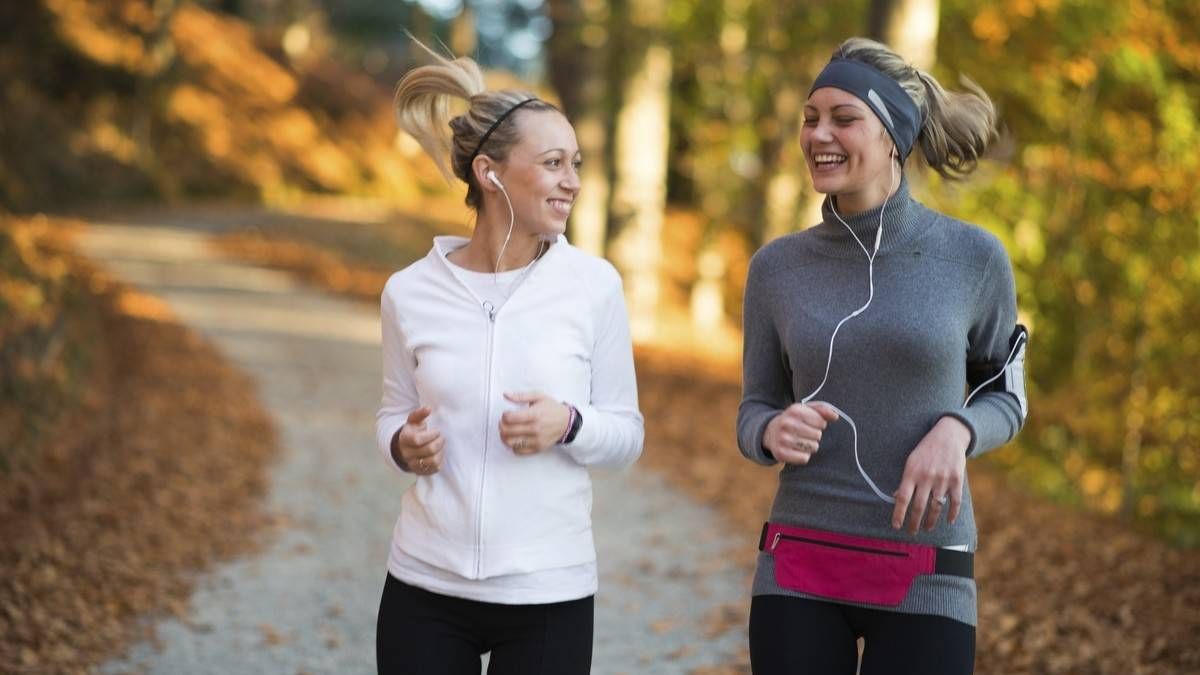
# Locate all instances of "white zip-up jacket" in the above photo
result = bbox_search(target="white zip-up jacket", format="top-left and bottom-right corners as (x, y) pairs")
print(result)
(376, 235), (644, 582)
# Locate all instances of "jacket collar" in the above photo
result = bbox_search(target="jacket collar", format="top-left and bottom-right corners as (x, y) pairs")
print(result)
(427, 234), (568, 307)
(807, 178), (934, 257)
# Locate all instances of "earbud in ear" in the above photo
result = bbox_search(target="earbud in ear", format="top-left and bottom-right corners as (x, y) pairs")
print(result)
(486, 170), (503, 188)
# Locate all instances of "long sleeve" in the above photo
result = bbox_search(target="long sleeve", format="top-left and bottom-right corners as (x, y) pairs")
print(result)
(375, 284), (419, 473)
(561, 271), (644, 468)
(943, 244), (1027, 457)
(737, 253), (790, 465)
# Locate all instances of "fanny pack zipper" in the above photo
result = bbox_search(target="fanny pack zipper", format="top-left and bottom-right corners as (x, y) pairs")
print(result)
(771, 532), (908, 558)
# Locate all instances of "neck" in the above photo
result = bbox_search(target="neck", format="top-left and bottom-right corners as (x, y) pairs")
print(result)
(812, 176), (931, 257)
(832, 177), (901, 216)
(449, 205), (544, 273)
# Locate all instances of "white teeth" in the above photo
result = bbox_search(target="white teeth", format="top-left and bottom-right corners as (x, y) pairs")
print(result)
(813, 153), (846, 164)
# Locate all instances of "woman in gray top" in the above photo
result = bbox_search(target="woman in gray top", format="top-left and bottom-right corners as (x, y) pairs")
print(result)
(737, 38), (1027, 674)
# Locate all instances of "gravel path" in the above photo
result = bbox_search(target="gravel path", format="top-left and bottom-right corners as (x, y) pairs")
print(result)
(80, 220), (749, 675)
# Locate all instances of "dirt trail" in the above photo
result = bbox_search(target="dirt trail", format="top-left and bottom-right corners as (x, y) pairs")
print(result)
(80, 220), (748, 675)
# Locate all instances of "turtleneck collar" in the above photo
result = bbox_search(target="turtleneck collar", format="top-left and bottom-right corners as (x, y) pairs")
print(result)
(807, 177), (934, 257)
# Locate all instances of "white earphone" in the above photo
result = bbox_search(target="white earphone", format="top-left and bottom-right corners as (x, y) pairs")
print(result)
(487, 169), (504, 189)
(483, 168), (545, 283)
(805, 149), (900, 504)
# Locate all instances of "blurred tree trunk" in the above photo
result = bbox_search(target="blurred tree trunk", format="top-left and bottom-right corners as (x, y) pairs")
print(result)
(760, 82), (805, 242)
(609, 0), (671, 338)
(1121, 325), (1149, 517)
(450, 8), (476, 56)
(402, 3), (435, 63)
(688, 0), (753, 329)
(758, 4), (828, 243)
(869, 0), (938, 198)
(135, 0), (182, 198)
(868, 0), (939, 69)
(547, 0), (611, 257)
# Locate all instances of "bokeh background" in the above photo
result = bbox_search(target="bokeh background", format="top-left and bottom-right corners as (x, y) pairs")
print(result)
(2, 0), (1198, 673)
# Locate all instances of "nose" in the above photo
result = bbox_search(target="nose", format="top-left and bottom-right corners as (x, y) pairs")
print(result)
(561, 164), (581, 193)
(809, 118), (835, 144)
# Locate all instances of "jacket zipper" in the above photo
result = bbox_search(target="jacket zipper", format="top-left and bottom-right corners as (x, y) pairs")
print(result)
(771, 532), (908, 557)
(475, 301), (497, 578)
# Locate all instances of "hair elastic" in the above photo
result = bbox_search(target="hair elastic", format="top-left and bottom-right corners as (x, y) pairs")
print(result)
(467, 98), (540, 167)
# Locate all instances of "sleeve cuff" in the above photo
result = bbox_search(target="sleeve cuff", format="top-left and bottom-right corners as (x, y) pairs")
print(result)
(385, 425), (412, 473)
(748, 411), (781, 466)
(940, 412), (980, 457)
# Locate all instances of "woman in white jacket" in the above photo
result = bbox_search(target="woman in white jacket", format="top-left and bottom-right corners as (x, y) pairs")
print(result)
(375, 49), (644, 675)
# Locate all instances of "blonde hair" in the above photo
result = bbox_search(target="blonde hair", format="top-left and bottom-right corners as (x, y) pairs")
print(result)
(393, 44), (558, 208)
(832, 37), (997, 180)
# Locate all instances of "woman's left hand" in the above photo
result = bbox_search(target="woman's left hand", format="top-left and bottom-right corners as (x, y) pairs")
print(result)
(892, 416), (972, 534)
(499, 392), (571, 455)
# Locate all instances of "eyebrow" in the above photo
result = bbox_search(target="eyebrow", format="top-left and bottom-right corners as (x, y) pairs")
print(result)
(537, 148), (582, 156)
(804, 103), (866, 113)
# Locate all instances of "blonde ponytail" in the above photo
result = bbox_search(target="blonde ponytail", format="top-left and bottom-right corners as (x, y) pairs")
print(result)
(393, 43), (557, 208)
(832, 37), (998, 180)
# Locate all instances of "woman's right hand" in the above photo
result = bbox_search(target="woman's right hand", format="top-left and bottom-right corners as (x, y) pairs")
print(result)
(763, 402), (840, 465)
(393, 407), (445, 475)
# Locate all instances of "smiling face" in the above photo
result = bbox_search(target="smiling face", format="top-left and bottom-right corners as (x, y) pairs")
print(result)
(488, 109), (581, 237)
(801, 87), (898, 214)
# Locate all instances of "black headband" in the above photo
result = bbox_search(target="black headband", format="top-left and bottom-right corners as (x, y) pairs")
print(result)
(467, 98), (540, 167)
(810, 58), (922, 160)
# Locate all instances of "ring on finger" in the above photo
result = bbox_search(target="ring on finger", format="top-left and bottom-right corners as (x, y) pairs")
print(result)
(417, 457), (427, 472)
(935, 495), (948, 506)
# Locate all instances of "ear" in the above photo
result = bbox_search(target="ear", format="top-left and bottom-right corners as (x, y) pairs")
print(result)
(471, 156), (501, 193)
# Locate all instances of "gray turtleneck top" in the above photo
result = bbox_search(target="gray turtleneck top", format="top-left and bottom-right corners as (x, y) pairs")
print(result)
(737, 180), (1025, 626)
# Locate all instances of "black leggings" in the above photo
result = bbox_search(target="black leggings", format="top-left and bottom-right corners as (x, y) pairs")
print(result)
(376, 574), (594, 675)
(749, 594), (976, 675)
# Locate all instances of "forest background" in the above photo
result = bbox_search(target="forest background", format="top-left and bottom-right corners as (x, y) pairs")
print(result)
(2, 0), (1197, 547)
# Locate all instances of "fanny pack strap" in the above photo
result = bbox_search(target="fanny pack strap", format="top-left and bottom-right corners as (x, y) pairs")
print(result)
(758, 522), (974, 579)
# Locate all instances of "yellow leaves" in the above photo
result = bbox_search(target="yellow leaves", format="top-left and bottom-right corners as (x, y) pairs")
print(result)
(170, 5), (298, 105)
(1127, 164), (1161, 189)
(1060, 461), (1124, 515)
(113, 288), (175, 322)
(720, 23), (747, 55)
(0, 216), (78, 331)
(167, 84), (225, 129)
(1021, 144), (1068, 171)
(43, 0), (148, 73)
(1064, 57), (1098, 87)
(1009, 0), (1038, 18)
(976, 0), (1062, 49)
(167, 79), (356, 194)
(0, 278), (45, 316)
(1080, 467), (1112, 499)
(1014, 219), (1045, 265)
(1, 252), (279, 671)
(1074, 279), (1097, 306)
(971, 7), (1010, 47)
(86, 122), (138, 164)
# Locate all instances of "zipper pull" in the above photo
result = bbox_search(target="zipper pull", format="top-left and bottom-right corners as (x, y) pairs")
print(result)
(771, 532), (781, 551)
(482, 301), (496, 322)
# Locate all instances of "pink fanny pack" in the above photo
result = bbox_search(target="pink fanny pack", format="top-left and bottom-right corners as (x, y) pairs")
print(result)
(759, 522), (973, 607)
